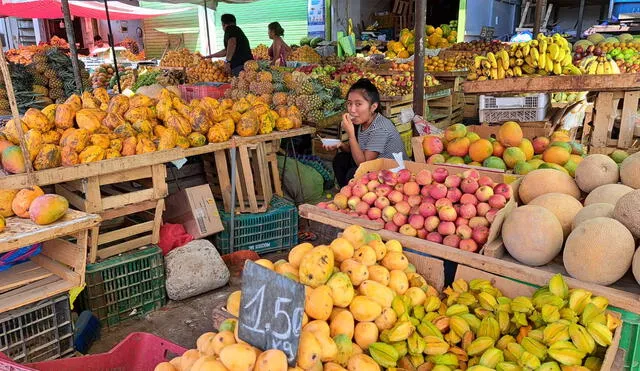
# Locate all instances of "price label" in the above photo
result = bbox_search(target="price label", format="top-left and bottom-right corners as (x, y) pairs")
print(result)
(238, 261), (305, 366)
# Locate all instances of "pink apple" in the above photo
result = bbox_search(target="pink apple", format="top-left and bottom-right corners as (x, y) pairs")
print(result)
(420, 185), (431, 197)
(367, 172), (379, 181)
(435, 198), (453, 209)
(469, 216), (489, 228)
(382, 206), (397, 222)
(358, 177), (369, 186)
(352, 184), (368, 198)
(475, 186), (494, 202)
(355, 201), (370, 215)
(388, 190), (404, 204)
(340, 186), (352, 198)
(456, 224), (473, 239)
(378, 169), (397, 186)
(422, 196), (436, 205)
(460, 193), (478, 206)
(459, 203), (477, 219)
(460, 239), (479, 252)
(407, 195), (422, 207)
(461, 169), (480, 180)
(367, 207), (382, 220)
(443, 234), (461, 248)
(348, 196), (361, 210)
(438, 221), (456, 235)
(385, 221), (399, 232)
(327, 203), (339, 211)
(403, 181), (420, 196)
(432, 167), (449, 183)
(367, 180), (381, 191)
(393, 213), (408, 227)
(444, 175), (462, 188)
(446, 188), (462, 203)
(488, 194), (507, 209)
(478, 176), (494, 187)
(397, 169), (412, 184)
(425, 216), (440, 232)
(375, 184), (393, 197)
(472, 226), (489, 245)
(476, 202), (491, 216)
(426, 232), (443, 243)
(318, 202), (328, 209)
(429, 183), (448, 200)
(460, 178), (479, 194)
(349, 211), (359, 217)
(416, 169), (433, 186)
(486, 208), (499, 223)
(395, 201), (411, 215)
(409, 214), (425, 230)
(399, 224), (417, 237)
(493, 183), (513, 200)
(348, 179), (356, 186)
(375, 196), (391, 210)
(455, 217), (469, 227)
(438, 205), (457, 222)
(410, 205), (420, 215)
(395, 184), (405, 192)
(362, 192), (377, 206)
(419, 203), (437, 218)
(417, 228), (427, 239)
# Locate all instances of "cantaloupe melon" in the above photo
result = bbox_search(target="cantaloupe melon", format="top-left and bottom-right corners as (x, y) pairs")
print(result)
(620, 152), (640, 189)
(574, 154), (619, 193)
(613, 189), (640, 239)
(572, 203), (614, 230)
(501, 205), (564, 266)
(518, 169), (581, 204)
(563, 217), (635, 285)
(633, 249), (640, 286)
(528, 193), (583, 239)
(584, 183), (633, 206)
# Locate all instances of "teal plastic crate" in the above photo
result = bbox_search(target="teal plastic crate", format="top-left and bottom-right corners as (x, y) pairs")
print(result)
(609, 307), (640, 370)
(215, 196), (298, 255)
(80, 246), (166, 329)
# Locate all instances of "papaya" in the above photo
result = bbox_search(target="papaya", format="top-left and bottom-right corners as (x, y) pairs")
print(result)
(90, 134), (111, 149)
(158, 127), (178, 151)
(136, 137), (156, 154)
(76, 109), (107, 132)
(132, 120), (154, 134)
(103, 112), (126, 130)
(0, 189), (19, 217)
(188, 106), (213, 134)
(54, 104), (77, 130)
(81, 91), (100, 109)
(60, 128), (89, 153)
(298, 245), (334, 288)
(61, 145), (79, 167)
(187, 132), (206, 147)
(165, 110), (192, 137)
(107, 94), (130, 116)
(105, 148), (121, 159)
(2, 118), (28, 144)
(64, 94), (82, 111)
(129, 94), (155, 108)
(124, 106), (155, 123)
(113, 123), (137, 139)
(175, 135), (189, 149)
(41, 130), (61, 145)
(33, 144), (61, 170)
(24, 129), (43, 162)
(23, 108), (53, 132)
(41, 104), (57, 125)
(79, 145), (106, 163)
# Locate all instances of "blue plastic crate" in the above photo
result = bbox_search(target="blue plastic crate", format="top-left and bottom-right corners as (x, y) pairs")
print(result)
(215, 196), (299, 255)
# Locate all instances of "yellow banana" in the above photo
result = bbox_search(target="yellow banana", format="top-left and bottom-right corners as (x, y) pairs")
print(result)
(545, 54), (554, 72)
(515, 49), (523, 59)
(513, 66), (523, 76)
(490, 68), (498, 80)
(596, 61), (605, 75)
(548, 43), (560, 61)
(538, 50), (546, 70)
(561, 53), (572, 67)
(500, 50), (510, 69)
(487, 52), (498, 68)
(522, 43), (530, 57)
(553, 61), (562, 75)
(539, 39), (547, 55)
(530, 48), (540, 65)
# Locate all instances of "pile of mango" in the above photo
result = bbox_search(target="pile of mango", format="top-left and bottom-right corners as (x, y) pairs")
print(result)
(154, 226), (620, 371)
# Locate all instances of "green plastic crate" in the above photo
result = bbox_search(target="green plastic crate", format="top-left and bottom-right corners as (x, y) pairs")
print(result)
(215, 196), (298, 255)
(609, 307), (640, 370)
(80, 246), (166, 329)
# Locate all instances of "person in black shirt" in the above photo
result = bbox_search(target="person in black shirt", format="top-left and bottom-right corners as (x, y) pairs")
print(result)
(206, 14), (253, 76)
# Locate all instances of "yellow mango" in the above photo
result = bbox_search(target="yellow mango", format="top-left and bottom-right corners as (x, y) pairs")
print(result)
(330, 237), (355, 262)
(381, 251), (409, 271)
(353, 245), (377, 266)
(342, 225), (368, 248)
(326, 272), (355, 308)
(367, 265), (390, 286)
(226, 290), (241, 316)
(330, 310), (355, 339)
(385, 240), (403, 253)
(297, 331), (322, 369)
(359, 280), (394, 308)
(388, 270), (409, 295)
(347, 354), (380, 371)
(354, 322), (379, 350)
(219, 343), (257, 371)
(254, 258), (274, 270)
(212, 331), (236, 355)
(323, 362), (347, 371)
(305, 285), (333, 320)
(339, 259), (369, 286)
(254, 349), (288, 371)
(304, 320), (331, 338)
(314, 333), (339, 362)
(374, 307), (398, 331)
(349, 296), (382, 322)
(405, 287), (427, 306)
(289, 242), (313, 268)
(368, 240), (387, 261)
(299, 245), (334, 288)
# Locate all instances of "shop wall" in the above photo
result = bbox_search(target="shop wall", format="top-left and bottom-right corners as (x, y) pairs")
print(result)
(555, 5), (601, 36)
(96, 20), (143, 47)
(332, 0), (361, 40)
(360, 0), (392, 27)
(140, 1), (200, 59)
(213, 0), (308, 50)
(463, 0), (516, 41)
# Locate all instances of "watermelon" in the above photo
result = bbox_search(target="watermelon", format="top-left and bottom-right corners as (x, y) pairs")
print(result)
(310, 37), (324, 48)
(300, 36), (311, 46)
(440, 24), (451, 37)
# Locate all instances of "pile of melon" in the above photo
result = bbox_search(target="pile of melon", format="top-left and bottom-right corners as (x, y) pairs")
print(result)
(502, 152), (640, 287)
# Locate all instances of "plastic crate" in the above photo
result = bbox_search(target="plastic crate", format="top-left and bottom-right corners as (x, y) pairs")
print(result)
(80, 246), (166, 329)
(215, 196), (299, 255)
(479, 93), (549, 110)
(400, 129), (413, 158)
(479, 106), (548, 123)
(178, 83), (230, 101)
(24, 332), (186, 371)
(609, 307), (640, 371)
(0, 294), (73, 363)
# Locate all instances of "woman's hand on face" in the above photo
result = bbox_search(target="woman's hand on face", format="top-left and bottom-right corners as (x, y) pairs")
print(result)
(341, 113), (355, 135)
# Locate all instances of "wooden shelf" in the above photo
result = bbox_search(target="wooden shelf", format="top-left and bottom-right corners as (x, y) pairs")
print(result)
(464, 74), (640, 94)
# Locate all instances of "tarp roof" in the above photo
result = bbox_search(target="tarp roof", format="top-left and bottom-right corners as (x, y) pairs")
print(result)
(0, 0), (191, 20)
(160, 0), (260, 10)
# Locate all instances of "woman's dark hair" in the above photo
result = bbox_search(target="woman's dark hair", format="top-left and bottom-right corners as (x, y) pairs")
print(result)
(221, 14), (236, 25)
(268, 22), (285, 37)
(347, 78), (383, 113)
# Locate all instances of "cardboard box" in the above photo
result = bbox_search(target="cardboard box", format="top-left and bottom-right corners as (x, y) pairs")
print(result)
(164, 185), (224, 239)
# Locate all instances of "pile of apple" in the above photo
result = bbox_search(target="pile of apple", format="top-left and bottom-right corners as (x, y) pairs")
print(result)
(318, 167), (513, 253)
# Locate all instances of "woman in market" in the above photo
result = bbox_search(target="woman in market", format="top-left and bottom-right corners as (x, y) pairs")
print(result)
(328, 78), (408, 187)
(268, 22), (290, 66)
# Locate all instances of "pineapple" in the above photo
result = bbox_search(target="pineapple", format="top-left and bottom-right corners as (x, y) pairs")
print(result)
(296, 81), (313, 95)
(249, 81), (273, 96)
(305, 109), (324, 123)
(244, 60), (259, 72)
(0, 99), (9, 111)
(44, 68), (57, 80)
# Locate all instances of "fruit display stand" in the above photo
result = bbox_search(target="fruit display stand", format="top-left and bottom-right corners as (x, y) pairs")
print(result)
(0, 209), (100, 313)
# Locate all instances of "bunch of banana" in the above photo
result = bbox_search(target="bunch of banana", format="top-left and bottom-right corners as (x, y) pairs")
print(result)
(468, 33), (578, 81)
(375, 273), (620, 371)
(578, 55), (621, 75)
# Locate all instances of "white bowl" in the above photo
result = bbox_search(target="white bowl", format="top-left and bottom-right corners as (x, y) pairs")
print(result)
(321, 138), (341, 147)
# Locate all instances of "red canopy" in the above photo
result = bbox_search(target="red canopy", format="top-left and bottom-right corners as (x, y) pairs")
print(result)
(0, 0), (191, 20)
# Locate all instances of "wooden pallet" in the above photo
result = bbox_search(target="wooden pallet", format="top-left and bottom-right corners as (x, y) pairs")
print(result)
(54, 164), (168, 263)
(430, 107), (464, 129)
(583, 91), (640, 154)
(0, 210), (100, 313)
(464, 93), (479, 120)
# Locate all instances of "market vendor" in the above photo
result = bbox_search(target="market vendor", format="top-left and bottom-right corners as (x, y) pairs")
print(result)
(90, 35), (110, 56)
(328, 78), (408, 187)
(205, 14), (253, 76)
(268, 22), (290, 66)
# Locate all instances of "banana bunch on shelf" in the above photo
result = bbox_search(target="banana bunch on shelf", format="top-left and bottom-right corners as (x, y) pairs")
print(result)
(578, 55), (621, 75)
(468, 33), (579, 81)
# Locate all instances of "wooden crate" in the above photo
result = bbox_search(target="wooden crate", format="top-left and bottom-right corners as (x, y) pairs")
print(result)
(584, 91), (640, 154)
(464, 93), (479, 120)
(0, 210), (100, 313)
(54, 164), (168, 263)
(204, 142), (275, 214)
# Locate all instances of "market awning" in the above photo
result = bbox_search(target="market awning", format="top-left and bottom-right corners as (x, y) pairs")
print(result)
(0, 0), (191, 20)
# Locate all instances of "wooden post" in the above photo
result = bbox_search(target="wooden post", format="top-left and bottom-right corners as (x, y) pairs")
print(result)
(576, 0), (586, 38)
(60, 0), (84, 93)
(103, 0), (121, 92)
(533, 0), (547, 35)
(203, 0), (211, 55)
(412, 0), (426, 129)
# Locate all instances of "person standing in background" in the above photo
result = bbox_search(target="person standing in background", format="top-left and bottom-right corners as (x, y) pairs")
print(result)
(268, 22), (290, 66)
(206, 14), (253, 76)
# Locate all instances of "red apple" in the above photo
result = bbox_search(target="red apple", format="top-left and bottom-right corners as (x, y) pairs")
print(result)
(432, 167), (449, 183)
(486, 208), (499, 223)
(367, 172), (379, 181)
(460, 178), (479, 194)
(455, 217), (469, 227)
(472, 226), (489, 245)
(438, 221), (456, 235)
(388, 190), (404, 204)
(416, 169), (432, 185)
(395, 201), (411, 215)
(352, 183), (368, 198)
(476, 202), (491, 216)
(409, 214), (425, 230)
(393, 212), (408, 227)
(460, 193), (479, 205)
(334, 193), (348, 209)
(429, 183), (448, 200)
(435, 198), (453, 209)
(385, 221), (399, 232)
(362, 192), (377, 205)
(461, 169), (480, 180)
(417, 228), (427, 239)
(478, 176), (494, 187)
(348, 196), (361, 210)
(459, 203), (477, 219)
(446, 188), (462, 203)
(408, 195), (422, 207)
(318, 202), (328, 209)
(378, 169), (397, 186)
(382, 205), (397, 222)
(327, 203), (339, 211)
(438, 205), (457, 222)
(403, 181), (420, 196)
(397, 169), (411, 184)
(422, 196), (436, 205)
(425, 216), (440, 232)
(469, 216), (489, 228)
(426, 232), (443, 243)
(340, 185), (352, 198)
(493, 183), (512, 200)
(375, 184), (393, 197)
(420, 185), (431, 197)
(367, 207), (382, 220)
(367, 179), (381, 191)
(444, 174), (462, 188)
(395, 184), (405, 192)
(355, 201), (370, 215)
(443, 234), (461, 248)
(399, 224), (417, 236)
(375, 196), (391, 210)
(456, 224), (473, 239)
(460, 238), (479, 252)
(419, 203), (437, 218)
(488, 194), (507, 209)
(475, 186), (494, 202)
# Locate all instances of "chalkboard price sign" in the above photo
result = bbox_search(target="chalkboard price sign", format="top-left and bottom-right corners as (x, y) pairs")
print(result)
(238, 260), (305, 366)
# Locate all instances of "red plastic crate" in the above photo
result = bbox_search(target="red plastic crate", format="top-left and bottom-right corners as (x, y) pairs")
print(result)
(0, 332), (187, 371)
(179, 83), (231, 101)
